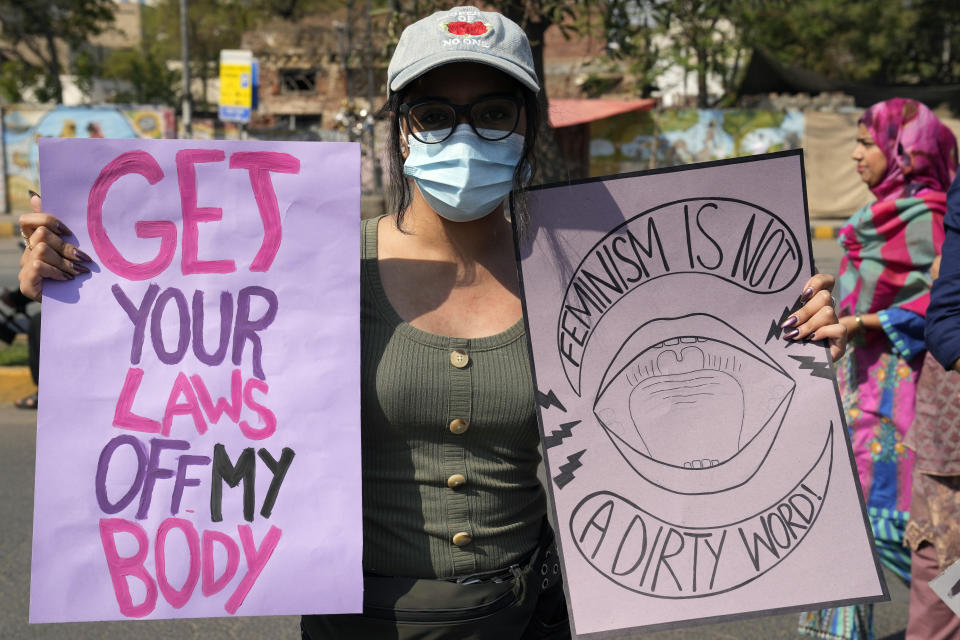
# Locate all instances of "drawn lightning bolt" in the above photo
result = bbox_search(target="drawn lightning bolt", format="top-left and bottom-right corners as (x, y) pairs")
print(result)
(766, 295), (803, 344)
(554, 450), (586, 489)
(536, 389), (567, 413)
(789, 355), (834, 380)
(543, 420), (581, 449)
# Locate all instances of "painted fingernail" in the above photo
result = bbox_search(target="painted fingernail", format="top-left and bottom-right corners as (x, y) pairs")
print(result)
(28, 190), (40, 199)
(780, 315), (798, 329)
(784, 328), (800, 339)
(800, 287), (814, 302)
(71, 262), (89, 274)
(74, 248), (91, 262)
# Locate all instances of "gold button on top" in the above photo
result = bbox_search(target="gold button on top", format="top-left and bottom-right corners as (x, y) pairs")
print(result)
(452, 531), (473, 547)
(449, 418), (469, 435)
(447, 473), (467, 489)
(450, 349), (470, 368)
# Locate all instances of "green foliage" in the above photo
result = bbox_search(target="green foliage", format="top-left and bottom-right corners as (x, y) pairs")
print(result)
(739, 0), (960, 85)
(592, 0), (960, 108)
(102, 48), (178, 105)
(72, 48), (98, 100)
(601, 0), (670, 97)
(0, 0), (116, 103)
(0, 59), (40, 103)
(0, 341), (28, 367)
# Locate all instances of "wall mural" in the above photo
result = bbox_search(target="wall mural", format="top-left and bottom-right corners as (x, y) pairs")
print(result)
(2, 105), (174, 213)
(589, 109), (804, 177)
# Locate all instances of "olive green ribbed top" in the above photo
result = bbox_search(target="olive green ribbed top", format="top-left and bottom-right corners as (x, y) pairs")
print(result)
(360, 216), (546, 578)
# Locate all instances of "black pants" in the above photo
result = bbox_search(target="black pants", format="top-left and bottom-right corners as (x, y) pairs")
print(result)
(300, 580), (569, 640)
(301, 526), (570, 640)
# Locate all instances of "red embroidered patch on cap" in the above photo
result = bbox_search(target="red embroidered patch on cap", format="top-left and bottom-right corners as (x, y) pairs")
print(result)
(446, 20), (488, 36)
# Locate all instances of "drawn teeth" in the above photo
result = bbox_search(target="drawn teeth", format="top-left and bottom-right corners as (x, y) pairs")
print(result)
(652, 336), (710, 350)
(682, 458), (721, 469)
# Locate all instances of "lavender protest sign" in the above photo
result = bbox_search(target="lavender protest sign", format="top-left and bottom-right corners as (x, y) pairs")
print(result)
(30, 138), (362, 622)
(515, 151), (887, 636)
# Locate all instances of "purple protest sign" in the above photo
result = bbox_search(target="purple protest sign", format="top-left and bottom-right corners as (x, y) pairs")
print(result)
(30, 139), (362, 622)
(515, 151), (887, 636)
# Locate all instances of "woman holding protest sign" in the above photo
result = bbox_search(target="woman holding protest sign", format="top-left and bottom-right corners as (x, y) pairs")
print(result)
(18, 6), (848, 638)
(800, 99), (958, 640)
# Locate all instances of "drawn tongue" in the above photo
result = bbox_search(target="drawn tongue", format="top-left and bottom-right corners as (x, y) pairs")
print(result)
(628, 364), (744, 468)
(655, 346), (704, 375)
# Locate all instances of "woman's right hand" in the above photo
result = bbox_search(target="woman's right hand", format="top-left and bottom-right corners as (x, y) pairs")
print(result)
(18, 193), (91, 301)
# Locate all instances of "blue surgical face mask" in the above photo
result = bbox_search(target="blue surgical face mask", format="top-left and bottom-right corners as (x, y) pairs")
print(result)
(402, 124), (524, 222)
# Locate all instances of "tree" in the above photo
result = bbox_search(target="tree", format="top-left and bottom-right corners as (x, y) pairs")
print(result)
(606, 0), (747, 108)
(0, 0), (116, 103)
(602, 0), (668, 98)
(101, 47), (179, 105)
(662, 1), (747, 107)
(738, 0), (960, 86)
(595, 0), (960, 109)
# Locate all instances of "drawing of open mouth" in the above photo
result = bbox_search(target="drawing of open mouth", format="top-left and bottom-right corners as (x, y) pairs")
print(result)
(593, 314), (795, 494)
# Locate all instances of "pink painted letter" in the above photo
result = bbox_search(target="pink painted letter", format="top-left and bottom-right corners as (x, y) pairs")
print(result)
(229, 152), (300, 272)
(87, 150), (176, 280)
(176, 149), (236, 275)
(224, 525), (282, 614)
(201, 529), (241, 597)
(154, 518), (201, 608)
(114, 367), (162, 433)
(99, 518), (158, 618)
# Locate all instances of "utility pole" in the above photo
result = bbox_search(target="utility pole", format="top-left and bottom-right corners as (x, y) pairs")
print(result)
(179, 0), (192, 137)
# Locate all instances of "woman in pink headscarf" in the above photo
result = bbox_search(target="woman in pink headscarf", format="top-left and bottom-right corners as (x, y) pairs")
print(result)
(800, 98), (958, 639)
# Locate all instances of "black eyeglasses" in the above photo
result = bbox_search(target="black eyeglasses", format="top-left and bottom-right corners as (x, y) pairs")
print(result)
(399, 94), (522, 144)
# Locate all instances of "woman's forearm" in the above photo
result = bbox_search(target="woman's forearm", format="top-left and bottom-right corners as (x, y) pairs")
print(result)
(840, 312), (882, 338)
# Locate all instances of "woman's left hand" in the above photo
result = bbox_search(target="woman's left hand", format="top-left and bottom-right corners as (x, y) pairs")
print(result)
(779, 273), (847, 362)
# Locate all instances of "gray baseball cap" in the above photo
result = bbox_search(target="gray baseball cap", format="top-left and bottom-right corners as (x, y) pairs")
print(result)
(387, 6), (540, 97)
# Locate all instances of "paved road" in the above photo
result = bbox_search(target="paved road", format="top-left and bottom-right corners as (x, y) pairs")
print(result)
(1, 237), (913, 639)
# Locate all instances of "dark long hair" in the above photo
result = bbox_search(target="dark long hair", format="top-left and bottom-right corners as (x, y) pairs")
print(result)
(378, 80), (542, 236)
